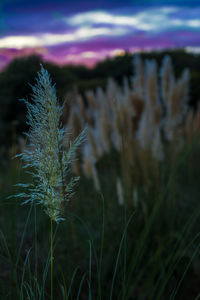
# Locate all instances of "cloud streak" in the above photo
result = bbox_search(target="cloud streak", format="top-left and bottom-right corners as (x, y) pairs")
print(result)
(0, 26), (128, 49)
(66, 7), (200, 32)
(0, 3), (200, 68)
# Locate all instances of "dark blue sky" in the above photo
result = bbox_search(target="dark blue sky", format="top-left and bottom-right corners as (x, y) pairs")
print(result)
(0, 0), (200, 69)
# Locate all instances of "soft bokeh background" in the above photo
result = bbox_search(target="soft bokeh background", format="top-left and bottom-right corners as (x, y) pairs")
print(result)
(1, 0), (200, 299)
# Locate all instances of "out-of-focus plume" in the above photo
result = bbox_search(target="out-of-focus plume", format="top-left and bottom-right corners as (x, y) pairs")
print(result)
(60, 54), (195, 208)
(160, 56), (174, 104)
(145, 59), (159, 109)
(133, 55), (145, 98)
(165, 69), (190, 140)
(116, 177), (124, 206)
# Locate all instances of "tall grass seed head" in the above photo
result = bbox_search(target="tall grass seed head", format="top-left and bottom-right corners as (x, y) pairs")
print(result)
(14, 65), (86, 223)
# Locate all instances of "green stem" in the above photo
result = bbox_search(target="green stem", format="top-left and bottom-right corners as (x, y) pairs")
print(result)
(51, 218), (53, 300)
(98, 195), (105, 300)
(34, 204), (38, 298)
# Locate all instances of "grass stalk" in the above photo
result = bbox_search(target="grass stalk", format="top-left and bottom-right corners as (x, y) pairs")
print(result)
(34, 204), (38, 298)
(97, 195), (105, 300)
(109, 212), (135, 300)
(51, 217), (54, 300)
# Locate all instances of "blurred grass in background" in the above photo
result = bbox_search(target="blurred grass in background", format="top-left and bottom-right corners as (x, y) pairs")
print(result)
(1, 50), (200, 299)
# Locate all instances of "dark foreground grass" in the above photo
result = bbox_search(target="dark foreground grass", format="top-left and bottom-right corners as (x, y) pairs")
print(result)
(1, 140), (200, 299)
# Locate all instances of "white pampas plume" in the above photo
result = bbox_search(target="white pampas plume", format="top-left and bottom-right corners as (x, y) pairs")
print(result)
(145, 59), (159, 109)
(165, 68), (190, 140)
(96, 87), (106, 110)
(87, 126), (100, 159)
(82, 144), (93, 179)
(106, 78), (120, 107)
(133, 54), (145, 98)
(123, 76), (130, 100)
(160, 55), (174, 104)
(168, 69), (190, 126)
(82, 143), (101, 192)
(136, 110), (152, 149)
(68, 106), (84, 139)
(130, 92), (145, 133)
(85, 90), (96, 112)
(76, 94), (87, 121)
(13, 66), (86, 223)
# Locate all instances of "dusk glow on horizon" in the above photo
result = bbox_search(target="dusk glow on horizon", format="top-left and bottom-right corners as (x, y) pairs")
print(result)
(0, 0), (200, 69)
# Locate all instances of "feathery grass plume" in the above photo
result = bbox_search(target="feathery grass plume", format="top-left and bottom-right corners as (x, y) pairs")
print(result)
(61, 55), (192, 210)
(87, 126), (100, 159)
(133, 54), (145, 98)
(15, 66), (86, 223)
(168, 69), (190, 126)
(136, 110), (152, 149)
(61, 91), (76, 123)
(163, 68), (190, 141)
(106, 78), (119, 106)
(96, 87), (106, 109)
(82, 145), (93, 179)
(76, 94), (87, 121)
(122, 76), (131, 101)
(145, 59), (159, 108)
(67, 106), (84, 175)
(130, 92), (145, 132)
(82, 141), (101, 191)
(85, 90), (96, 112)
(68, 106), (83, 140)
(160, 55), (174, 104)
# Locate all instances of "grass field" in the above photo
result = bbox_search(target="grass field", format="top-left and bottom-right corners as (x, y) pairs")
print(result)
(1, 56), (200, 299)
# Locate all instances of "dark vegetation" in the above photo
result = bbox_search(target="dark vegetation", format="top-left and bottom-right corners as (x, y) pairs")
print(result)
(1, 49), (200, 299)
(1, 136), (200, 299)
(0, 49), (200, 148)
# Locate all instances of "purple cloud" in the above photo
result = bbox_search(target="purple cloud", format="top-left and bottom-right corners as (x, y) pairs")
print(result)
(0, 3), (200, 69)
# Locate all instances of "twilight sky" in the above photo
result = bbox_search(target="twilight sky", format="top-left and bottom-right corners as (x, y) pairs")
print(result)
(0, 0), (200, 69)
